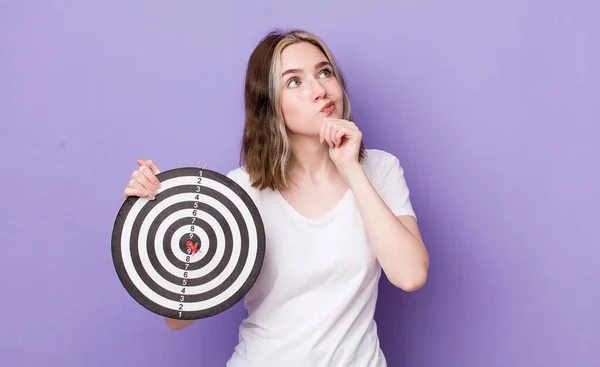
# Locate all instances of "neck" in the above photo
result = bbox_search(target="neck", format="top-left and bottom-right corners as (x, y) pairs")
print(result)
(288, 133), (337, 181)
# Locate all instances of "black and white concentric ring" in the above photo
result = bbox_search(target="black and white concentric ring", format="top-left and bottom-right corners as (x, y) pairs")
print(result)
(112, 168), (265, 320)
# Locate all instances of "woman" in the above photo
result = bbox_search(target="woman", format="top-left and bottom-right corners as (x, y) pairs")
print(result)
(123, 29), (429, 366)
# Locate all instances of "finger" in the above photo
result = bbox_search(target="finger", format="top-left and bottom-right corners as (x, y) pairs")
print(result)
(124, 187), (153, 200)
(127, 177), (152, 197)
(320, 119), (327, 144)
(337, 119), (359, 134)
(132, 178), (157, 200)
(342, 119), (356, 129)
(332, 123), (343, 148)
(124, 178), (152, 199)
(335, 127), (346, 147)
(332, 126), (340, 147)
(336, 124), (347, 146)
(137, 160), (162, 187)
(138, 165), (161, 189)
(325, 121), (334, 148)
(323, 118), (333, 148)
(137, 159), (161, 175)
(326, 118), (351, 127)
(131, 170), (158, 196)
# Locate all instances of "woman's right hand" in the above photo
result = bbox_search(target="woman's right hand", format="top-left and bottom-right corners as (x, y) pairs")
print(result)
(123, 159), (162, 200)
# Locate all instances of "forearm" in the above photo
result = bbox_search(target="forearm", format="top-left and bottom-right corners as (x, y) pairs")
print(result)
(342, 165), (429, 291)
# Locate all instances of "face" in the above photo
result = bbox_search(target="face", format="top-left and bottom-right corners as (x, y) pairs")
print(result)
(278, 42), (344, 136)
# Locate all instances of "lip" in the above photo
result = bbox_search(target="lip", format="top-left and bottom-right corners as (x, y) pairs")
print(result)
(320, 101), (335, 115)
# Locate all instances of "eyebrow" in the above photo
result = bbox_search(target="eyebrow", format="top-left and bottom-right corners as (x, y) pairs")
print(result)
(282, 61), (331, 78)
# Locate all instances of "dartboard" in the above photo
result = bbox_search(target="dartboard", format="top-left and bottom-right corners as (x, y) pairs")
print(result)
(111, 166), (265, 320)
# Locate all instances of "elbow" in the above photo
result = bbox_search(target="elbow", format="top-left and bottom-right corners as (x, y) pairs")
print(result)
(166, 322), (183, 331)
(398, 275), (427, 292)
(390, 265), (429, 292)
(165, 319), (181, 330)
(392, 276), (426, 292)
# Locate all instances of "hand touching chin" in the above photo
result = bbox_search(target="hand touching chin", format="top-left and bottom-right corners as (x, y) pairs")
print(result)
(319, 118), (363, 175)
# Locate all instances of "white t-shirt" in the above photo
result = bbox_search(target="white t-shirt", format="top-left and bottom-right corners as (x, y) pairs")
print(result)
(224, 149), (416, 367)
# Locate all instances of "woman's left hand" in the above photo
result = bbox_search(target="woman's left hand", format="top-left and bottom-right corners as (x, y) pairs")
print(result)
(320, 118), (363, 174)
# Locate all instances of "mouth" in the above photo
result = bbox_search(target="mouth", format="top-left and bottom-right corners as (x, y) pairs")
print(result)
(320, 101), (335, 115)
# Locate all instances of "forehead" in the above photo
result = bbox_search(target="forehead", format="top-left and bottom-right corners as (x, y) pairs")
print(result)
(280, 42), (328, 69)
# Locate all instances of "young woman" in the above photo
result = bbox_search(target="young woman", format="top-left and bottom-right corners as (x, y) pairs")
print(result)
(123, 29), (429, 366)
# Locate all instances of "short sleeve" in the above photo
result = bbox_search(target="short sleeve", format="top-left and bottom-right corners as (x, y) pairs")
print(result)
(226, 168), (241, 185)
(368, 150), (416, 218)
(225, 166), (260, 203)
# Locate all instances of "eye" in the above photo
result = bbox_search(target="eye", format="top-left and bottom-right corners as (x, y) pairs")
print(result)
(319, 68), (333, 78)
(287, 78), (300, 88)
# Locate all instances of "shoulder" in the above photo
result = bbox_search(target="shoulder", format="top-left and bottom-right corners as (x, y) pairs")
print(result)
(362, 149), (416, 217)
(224, 166), (269, 215)
(362, 148), (400, 166)
(361, 148), (406, 184)
(225, 166), (251, 188)
(225, 165), (263, 198)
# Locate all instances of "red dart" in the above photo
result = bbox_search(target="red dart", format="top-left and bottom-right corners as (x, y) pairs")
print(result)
(185, 240), (199, 255)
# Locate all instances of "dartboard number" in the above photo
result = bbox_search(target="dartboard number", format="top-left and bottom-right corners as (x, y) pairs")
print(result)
(195, 170), (202, 192)
(178, 168), (204, 318)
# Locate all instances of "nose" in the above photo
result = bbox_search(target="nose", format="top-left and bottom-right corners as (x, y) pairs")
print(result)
(311, 79), (326, 101)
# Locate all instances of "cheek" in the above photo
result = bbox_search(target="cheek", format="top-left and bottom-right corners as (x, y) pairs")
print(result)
(280, 93), (321, 134)
(327, 80), (344, 101)
(280, 93), (304, 122)
(329, 83), (345, 117)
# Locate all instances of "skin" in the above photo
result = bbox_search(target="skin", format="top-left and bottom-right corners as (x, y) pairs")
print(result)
(123, 42), (429, 331)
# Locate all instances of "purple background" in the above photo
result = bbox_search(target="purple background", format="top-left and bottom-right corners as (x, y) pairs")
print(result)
(1, 1), (599, 366)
